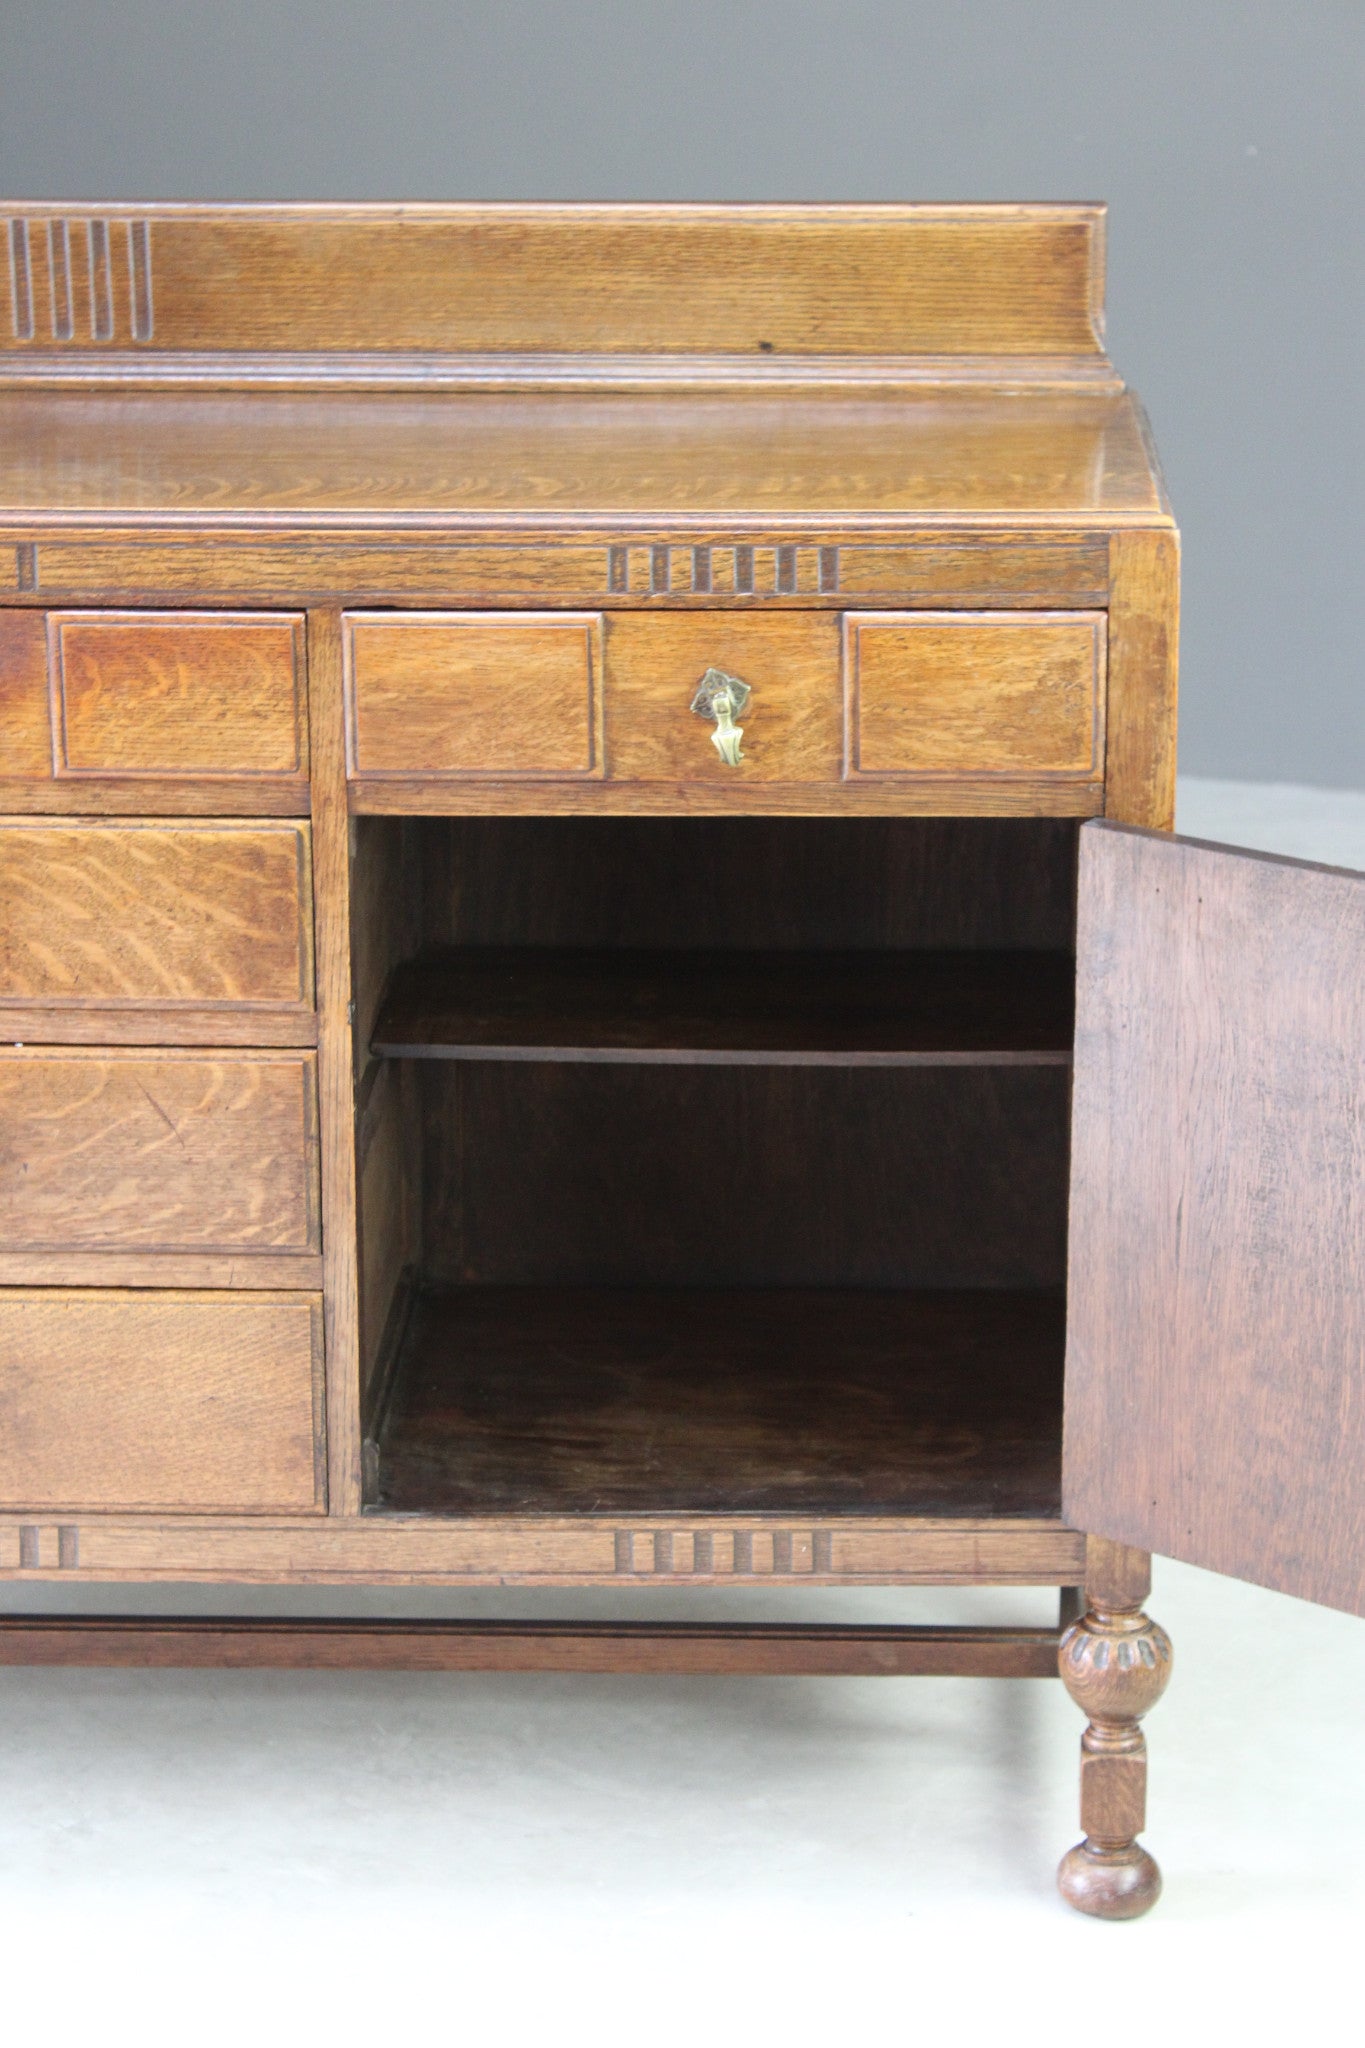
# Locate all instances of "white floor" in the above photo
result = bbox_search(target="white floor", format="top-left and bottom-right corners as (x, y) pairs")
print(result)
(3, 777), (1363, 2045)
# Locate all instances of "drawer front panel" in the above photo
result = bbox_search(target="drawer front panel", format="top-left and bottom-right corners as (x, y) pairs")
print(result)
(345, 612), (603, 777)
(0, 1290), (324, 1513)
(845, 611), (1105, 779)
(0, 1050), (320, 1253)
(50, 611), (306, 778)
(0, 820), (314, 1011)
(605, 613), (841, 784)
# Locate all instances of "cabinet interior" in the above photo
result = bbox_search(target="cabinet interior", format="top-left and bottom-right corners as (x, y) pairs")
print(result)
(352, 815), (1079, 1520)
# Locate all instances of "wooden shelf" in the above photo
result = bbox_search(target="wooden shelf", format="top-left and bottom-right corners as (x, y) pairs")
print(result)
(369, 1287), (1065, 1519)
(371, 947), (1074, 1066)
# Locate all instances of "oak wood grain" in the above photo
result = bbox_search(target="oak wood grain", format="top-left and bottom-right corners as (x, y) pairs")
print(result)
(1065, 824), (1365, 1616)
(605, 611), (840, 784)
(0, 1289), (324, 1513)
(1103, 529), (1179, 827)
(0, 1615), (1062, 1677)
(845, 611), (1105, 780)
(0, 1510), (1086, 1585)
(0, 819), (313, 1015)
(0, 390), (1167, 528)
(0, 607), (49, 773)
(1, 203), (1108, 362)
(20, 533), (1113, 609)
(344, 612), (602, 778)
(50, 610), (306, 778)
(0, 1048), (319, 1253)
(307, 607), (362, 1514)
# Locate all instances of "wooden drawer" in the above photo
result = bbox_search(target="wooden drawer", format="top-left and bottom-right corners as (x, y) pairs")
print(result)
(0, 1290), (324, 1513)
(344, 612), (603, 778)
(0, 609), (307, 782)
(341, 609), (1105, 802)
(844, 611), (1105, 780)
(0, 1049), (319, 1255)
(605, 613), (841, 784)
(0, 819), (314, 1038)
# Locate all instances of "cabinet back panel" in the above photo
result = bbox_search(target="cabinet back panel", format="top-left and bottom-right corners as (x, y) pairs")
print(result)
(419, 1063), (1069, 1290)
(414, 816), (1078, 953)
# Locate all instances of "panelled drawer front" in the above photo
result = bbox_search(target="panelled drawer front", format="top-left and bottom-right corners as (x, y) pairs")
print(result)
(0, 819), (314, 1014)
(605, 613), (841, 784)
(845, 611), (1106, 780)
(342, 607), (1105, 795)
(0, 1290), (324, 1513)
(1, 610), (307, 780)
(0, 1049), (320, 1254)
(345, 612), (603, 777)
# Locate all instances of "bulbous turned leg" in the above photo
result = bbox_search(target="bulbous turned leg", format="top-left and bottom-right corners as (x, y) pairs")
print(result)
(1058, 1539), (1172, 1921)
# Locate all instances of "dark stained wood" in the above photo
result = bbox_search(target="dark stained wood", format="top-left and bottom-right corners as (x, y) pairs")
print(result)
(1065, 823), (1365, 1616)
(0, 1615), (1061, 1677)
(372, 946), (1074, 1065)
(372, 1287), (1065, 1519)
(413, 816), (1080, 953)
(422, 1063), (1070, 1290)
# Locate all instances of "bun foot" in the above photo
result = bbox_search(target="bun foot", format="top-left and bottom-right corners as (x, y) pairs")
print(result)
(1058, 1838), (1162, 1920)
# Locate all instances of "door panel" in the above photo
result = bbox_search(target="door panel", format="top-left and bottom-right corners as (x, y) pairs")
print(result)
(1064, 821), (1365, 1615)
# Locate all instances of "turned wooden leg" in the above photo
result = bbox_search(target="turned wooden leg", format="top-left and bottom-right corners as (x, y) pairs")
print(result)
(1057, 1537), (1172, 1920)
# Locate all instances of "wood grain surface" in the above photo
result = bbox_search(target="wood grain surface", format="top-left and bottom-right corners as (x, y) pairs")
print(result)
(0, 819), (313, 1013)
(0, 607), (49, 773)
(0, 1289), (324, 1513)
(411, 815), (1080, 953)
(420, 1062), (1071, 1290)
(0, 390), (1166, 527)
(344, 612), (602, 777)
(1065, 823), (1365, 1615)
(845, 610), (1104, 780)
(371, 946), (1074, 1064)
(0, 1510), (1085, 1586)
(604, 611), (840, 785)
(0, 1615), (1063, 1677)
(50, 610), (306, 777)
(0, 203), (1108, 362)
(373, 1286), (1065, 1518)
(0, 1048), (319, 1253)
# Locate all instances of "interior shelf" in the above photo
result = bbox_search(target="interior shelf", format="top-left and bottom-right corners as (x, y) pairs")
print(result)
(371, 947), (1074, 1066)
(368, 1287), (1066, 1518)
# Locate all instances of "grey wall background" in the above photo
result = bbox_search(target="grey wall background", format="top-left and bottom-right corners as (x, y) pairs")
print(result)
(1, 2), (1360, 787)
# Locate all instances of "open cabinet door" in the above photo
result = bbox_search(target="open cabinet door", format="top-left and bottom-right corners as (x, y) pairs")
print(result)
(1065, 820), (1365, 1616)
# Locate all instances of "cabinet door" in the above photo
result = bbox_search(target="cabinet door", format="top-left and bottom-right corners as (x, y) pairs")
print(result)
(1064, 821), (1365, 1616)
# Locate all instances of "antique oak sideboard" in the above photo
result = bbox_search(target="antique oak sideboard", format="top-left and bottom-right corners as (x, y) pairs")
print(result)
(1, 205), (1361, 1920)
